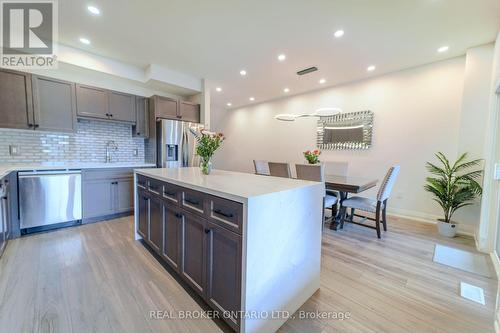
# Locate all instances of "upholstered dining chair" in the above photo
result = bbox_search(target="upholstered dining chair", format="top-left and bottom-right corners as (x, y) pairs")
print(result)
(295, 164), (338, 223)
(253, 160), (270, 175)
(340, 166), (400, 238)
(268, 162), (292, 178)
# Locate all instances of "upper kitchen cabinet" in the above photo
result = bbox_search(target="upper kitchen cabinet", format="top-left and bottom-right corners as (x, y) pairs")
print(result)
(108, 91), (136, 123)
(0, 69), (33, 129)
(151, 95), (178, 119)
(150, 95), (201, 123)
(133, 97), (149, 138)
(32, 75), (77, 132)
(179, 101), (200, 123)
(75, 84), (109, 120)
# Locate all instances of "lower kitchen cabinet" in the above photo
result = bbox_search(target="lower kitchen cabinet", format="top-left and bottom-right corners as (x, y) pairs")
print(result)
(137, 190), (149, 239)
(82, 179), (114, 219)
(206, 221), (242, 330)
(82, 168), (135, 222)
(136, 176), (243, 331)
(148, 195), (163, 253)
(180, 210), (207, 295)
(162, 204), (182, 270)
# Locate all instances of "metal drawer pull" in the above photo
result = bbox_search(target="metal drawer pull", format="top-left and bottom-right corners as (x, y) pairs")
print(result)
(184, 198), (199, 205)
(213, 209), (234, 218)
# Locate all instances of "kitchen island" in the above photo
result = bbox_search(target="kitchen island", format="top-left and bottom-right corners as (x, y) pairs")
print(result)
(134, 167), (324, 333)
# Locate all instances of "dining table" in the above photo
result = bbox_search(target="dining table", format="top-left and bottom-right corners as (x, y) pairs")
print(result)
(324, 175), (378, 230)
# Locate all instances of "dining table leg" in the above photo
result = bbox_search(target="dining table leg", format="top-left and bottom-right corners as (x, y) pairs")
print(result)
(330, 191), (348, 230)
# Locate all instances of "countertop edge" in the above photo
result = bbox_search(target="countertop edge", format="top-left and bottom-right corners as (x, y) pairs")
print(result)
(135, 168), (324, 203)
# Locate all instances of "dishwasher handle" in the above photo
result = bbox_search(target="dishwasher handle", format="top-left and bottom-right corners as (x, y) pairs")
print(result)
(18, 170), (81, 177)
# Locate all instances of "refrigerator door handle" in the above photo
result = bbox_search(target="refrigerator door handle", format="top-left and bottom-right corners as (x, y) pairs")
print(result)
(182, 128), (189, 167)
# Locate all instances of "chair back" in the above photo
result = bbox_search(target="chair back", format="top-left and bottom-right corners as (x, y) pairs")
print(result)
(253, 160), (270, 175)
(268, 162), (292, 178)
(324, 161), (348, 177)
(295, 164), (325, 182)
(377, 166), (400, 202)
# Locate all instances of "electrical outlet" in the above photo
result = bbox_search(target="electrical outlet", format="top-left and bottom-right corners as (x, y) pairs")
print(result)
(9, 145), (19, 156)
(133, 149), (138, 157)
(495, 163), (500, 180)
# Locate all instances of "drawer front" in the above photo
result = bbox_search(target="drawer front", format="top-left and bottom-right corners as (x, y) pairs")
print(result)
(206, 195), (243, 234)
(136, 174), (147, 189)
(83, 168), (133, 181)
(148, 178), (163, 196)
(181, 188), (206, 215)
(163, 182), (181, 205)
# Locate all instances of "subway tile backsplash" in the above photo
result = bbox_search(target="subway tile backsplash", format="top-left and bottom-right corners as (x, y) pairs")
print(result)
(0, 119), (145, 163)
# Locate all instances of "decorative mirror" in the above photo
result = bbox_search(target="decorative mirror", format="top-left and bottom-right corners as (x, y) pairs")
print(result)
(316, 110), (374, 150)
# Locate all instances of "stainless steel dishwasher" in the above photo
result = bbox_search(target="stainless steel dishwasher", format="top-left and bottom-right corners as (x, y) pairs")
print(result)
(19, 170), (82, 231)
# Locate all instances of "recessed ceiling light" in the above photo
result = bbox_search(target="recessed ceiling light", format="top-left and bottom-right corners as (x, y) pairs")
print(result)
(278, 54), (286, 62)
(283, 88), (290, 93)
(87, 5), (100, 15)
(227, 102), (232, 107)
(319, 78), (326, 84)
(216, 87), (222, 92)
(334, 30), (344, 38)
(367, 65), (376, 72)
(249, 97), (255, 101)
(437, 46), (449, 53)
(240, 70), (247, 76)
(79, 37), (91, 45)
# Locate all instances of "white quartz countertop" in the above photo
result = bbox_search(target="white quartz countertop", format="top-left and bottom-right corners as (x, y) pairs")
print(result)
(0, 162), (156, 179)
(136, 167), (323, 202)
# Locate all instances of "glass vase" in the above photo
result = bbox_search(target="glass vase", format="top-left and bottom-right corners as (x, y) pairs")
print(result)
(200, 158), (212, 175)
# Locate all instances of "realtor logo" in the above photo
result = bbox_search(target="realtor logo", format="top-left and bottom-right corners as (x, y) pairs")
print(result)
(1, 0), (58, 68)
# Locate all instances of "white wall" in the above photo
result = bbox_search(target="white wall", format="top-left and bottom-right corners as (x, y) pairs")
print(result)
(211, 55), (493, 235)
(455, 44), (495, 227)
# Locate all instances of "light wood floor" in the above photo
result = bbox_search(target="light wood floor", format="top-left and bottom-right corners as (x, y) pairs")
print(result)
(0, 216), (496, 333)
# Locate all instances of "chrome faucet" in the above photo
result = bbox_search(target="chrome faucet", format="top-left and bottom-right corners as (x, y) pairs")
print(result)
(105, 140), (118, 163)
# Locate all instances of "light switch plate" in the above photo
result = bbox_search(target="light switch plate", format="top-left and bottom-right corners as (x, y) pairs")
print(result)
(9, 145), (19, 156)
(495, 163), (500, 180)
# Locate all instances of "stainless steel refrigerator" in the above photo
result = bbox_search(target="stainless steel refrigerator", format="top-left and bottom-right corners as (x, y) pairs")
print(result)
(156, 119), (201, 168)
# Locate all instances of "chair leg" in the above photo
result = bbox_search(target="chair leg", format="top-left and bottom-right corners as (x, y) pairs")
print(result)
(332, 203), (338, 219)
(382, 200), (388, 231)
(350, 208), (355, 222)
(375, 202), (381, 238)
(339, 206), (347, 229)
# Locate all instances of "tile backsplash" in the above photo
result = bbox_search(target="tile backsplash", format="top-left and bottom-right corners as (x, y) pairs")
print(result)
(0, 119), (145, 163)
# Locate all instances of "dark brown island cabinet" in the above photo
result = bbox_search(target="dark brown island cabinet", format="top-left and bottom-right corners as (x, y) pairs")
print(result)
(134, 169), (324, 333)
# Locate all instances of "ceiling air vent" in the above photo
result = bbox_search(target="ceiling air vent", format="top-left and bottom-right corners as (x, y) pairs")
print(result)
(297, 67), (318, 76)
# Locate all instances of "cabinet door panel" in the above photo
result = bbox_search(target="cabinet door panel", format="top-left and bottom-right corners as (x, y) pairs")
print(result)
(32, 75), (76, 132)
(115, 179), (134, 213)
(76, 84), (109, 119)
(155, 96), (178, 119)
(181, 211), (206, 294)
(133, 97), (149, 137)
(109, 91), (135, 122)
(82, 180), (114, 219)
(163, 204), (182, 270)
(148, 196), (163, 253)
(0, 69), (33, 129)
(179, 101), (200, 123)
(137, 191), (149, 239)
(206, 221), (242, 330)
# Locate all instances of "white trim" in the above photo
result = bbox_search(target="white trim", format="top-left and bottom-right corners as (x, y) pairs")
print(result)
(387, 207), (476, 238)
(491, 252), (500, 333)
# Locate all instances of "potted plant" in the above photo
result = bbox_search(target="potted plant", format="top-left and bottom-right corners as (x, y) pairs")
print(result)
(190, 128), (225, 175)
(424, 152), (483, 237)
(304, 149), (321, 164)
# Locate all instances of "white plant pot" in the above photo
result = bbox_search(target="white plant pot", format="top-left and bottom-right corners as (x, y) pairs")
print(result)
(437, 220), (457, 238)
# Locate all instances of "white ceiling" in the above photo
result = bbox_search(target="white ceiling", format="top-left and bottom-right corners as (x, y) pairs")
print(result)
(59, 0), (500, 109)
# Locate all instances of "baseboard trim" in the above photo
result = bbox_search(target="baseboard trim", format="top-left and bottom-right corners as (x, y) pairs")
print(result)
(387, 208), (476, 238)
